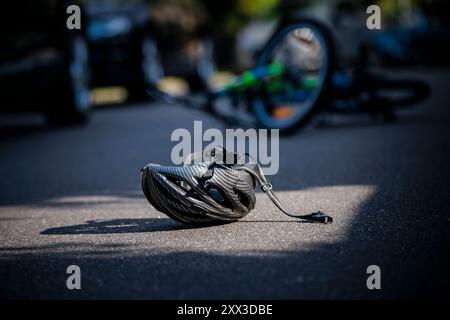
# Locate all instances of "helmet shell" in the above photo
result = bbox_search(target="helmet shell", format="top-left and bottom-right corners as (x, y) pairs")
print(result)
(141, 160), (257, 224)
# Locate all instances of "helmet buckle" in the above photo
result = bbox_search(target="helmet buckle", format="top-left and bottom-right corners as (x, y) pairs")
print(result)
(261, 182), (273, 192)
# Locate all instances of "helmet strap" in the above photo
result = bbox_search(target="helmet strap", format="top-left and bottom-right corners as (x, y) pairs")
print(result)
(236, 165), (333, 224)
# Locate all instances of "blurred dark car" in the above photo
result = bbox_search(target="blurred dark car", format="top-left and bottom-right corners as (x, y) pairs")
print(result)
(0, 0), (91, 125)
(86, 0), (164, 101)
(368, 0), (450, 67)
(369, 26), (450, 67)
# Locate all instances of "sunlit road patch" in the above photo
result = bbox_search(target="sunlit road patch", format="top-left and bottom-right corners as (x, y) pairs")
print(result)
(0, 185), (375, 257)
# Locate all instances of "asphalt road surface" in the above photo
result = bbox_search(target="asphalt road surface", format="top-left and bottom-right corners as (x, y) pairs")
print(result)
(1, 70), (449, 299)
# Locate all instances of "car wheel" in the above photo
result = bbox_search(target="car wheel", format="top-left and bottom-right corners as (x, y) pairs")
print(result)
(128, 34), (164, 101)
(142, 35), (164, 86)
(47, 34), (91, 125)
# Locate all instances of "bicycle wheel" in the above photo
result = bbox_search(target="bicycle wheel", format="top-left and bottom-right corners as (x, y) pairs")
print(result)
(252, 18), (335, 134)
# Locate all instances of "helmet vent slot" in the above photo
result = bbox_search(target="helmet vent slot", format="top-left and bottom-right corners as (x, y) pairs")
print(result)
(234, 188), (251, 209)
(166, 175), (191, 191)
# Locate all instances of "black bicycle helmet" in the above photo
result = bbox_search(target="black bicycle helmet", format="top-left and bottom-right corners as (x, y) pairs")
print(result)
(141, 147), (332, 224)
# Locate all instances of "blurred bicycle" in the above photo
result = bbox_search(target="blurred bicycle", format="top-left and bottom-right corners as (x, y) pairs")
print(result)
(149, 16), (430, 134)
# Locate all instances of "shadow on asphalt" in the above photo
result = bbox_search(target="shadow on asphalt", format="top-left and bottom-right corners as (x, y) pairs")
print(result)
(0, 100), (152, 142)
(0, 109), (443, 141)
(40, 218), (314, 235)
(311, 112), (450, 132)
(41, 218), (198, 234)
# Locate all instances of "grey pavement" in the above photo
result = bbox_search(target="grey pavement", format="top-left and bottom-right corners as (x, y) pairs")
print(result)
(0, 70), (449, 299)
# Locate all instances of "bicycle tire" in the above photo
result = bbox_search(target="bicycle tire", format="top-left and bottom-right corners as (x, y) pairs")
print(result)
(252, 17), (335, 134)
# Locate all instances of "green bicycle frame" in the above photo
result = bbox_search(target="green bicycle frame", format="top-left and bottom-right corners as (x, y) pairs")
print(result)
(216, 62), (319, 95)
